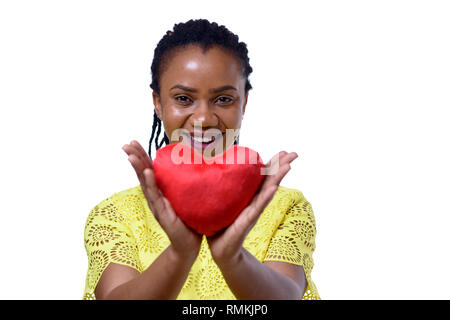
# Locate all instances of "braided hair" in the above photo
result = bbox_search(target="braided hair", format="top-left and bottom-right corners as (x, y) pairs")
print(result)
(148, 18), (253, 159)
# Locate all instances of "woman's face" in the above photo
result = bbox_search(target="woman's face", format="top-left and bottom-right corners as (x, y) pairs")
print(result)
(152, 44), (248, 157)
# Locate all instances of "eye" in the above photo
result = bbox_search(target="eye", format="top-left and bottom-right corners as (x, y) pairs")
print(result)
(175, 95), (192, 104)
(216, 96), (233, 104)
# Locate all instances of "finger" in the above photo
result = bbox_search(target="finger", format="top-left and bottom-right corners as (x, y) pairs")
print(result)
(130, 140), (154, 169)
(271, 163), (291, 187)
(160, 197), (203, 242)
(125, 146), (155, 207)
(253, 183), (279, 215)
(264, 151), (287, 168)
(122, 144), (137, 160)
(233, 184), (278, 241)
(126, 146), (178, 237)
(123, 143), (150, 169)
(143, 169), (186, 235)
(161, 196), (196, 236)
(239, 185), (278, 235)
(263, 152), (297, 185)
(256, 168), (288, 203)
(142, 168), (171, 224)
(274, 152), (297, 168)
(262, 160), (287, 186)
(127, 154), (147, 187)
(231, 156), (294, 242)
(263, 151), (292, 175)
(283, 152), (298, 164)
(160, 197), (178, 224)
(142, 168), (161, 206)
(224, 177), (280, 246)
(142, 168), (163, 201)
(141, 168), (163, 223)
(260, 151), (283, 177)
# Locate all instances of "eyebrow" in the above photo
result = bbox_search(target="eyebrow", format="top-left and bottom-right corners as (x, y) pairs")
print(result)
(170, 84), (237, 93)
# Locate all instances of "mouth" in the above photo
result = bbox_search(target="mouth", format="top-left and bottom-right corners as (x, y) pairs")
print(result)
(184, 132), (224, 151)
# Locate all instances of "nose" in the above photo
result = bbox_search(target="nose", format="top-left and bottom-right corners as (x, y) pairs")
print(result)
(190, 100), (219, 129)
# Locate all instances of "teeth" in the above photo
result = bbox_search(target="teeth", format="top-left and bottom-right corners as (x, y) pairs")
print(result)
(191, 135), (215, 143)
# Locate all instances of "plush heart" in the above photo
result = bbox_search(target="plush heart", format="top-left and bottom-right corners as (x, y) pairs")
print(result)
(152, 143), (266, 236)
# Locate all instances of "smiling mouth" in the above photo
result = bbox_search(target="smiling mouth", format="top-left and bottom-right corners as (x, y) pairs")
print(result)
(191, 135), (216, 143)
(183, 133), (223, 151)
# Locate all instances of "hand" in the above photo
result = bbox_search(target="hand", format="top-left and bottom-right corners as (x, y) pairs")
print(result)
(122, 140), (202, 260)
(206, 151), (299, 267)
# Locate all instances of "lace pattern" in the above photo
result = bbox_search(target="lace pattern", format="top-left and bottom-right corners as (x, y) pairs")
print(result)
(262, 189), (320, 299)
(83, 185), (320, 300)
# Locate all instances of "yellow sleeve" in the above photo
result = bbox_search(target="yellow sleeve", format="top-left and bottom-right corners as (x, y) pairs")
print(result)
(263, 190), (321, 300)
(83, 194), (142, 300)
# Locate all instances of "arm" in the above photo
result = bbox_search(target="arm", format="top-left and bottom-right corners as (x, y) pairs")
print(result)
(206, 150), (305, 299)
(94, 140), (202, 299)
(95, 244), (197, 300)
(215, 247), (306, 300)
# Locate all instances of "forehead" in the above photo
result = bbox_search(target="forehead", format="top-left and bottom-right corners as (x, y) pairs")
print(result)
(159, 44), (245, 92)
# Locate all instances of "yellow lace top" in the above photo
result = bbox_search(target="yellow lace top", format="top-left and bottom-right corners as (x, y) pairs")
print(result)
(83, 184), (320, 300)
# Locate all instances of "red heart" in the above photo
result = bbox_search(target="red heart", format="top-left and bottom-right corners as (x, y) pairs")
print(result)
(152, 143), (266, 236)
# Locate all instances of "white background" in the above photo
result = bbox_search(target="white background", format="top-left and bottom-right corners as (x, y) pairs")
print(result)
(0, 0), (449, 299)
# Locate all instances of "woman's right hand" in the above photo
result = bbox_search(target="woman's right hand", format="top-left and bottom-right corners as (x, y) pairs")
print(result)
(122, 140), (202, 260)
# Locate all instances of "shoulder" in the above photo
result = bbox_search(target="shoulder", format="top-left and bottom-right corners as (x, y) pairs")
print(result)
(88, 185), (142, 208)
(272, 185), (316, 228)
(104, 184), (144, 204)
(275, 185), (307, 202)
(251, 185), (311, 236)
(270, 185), (309, 213)
(85, 185), (146, 227)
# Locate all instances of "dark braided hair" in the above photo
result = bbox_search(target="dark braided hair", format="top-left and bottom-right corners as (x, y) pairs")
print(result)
(148, 18), (253, 159)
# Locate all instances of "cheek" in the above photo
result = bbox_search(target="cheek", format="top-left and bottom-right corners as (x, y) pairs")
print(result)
(216, 108), (243, 129)
(163, 106), (190, 140)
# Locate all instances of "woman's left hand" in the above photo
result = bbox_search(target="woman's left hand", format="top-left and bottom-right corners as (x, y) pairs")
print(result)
(206, 150), (299, 267)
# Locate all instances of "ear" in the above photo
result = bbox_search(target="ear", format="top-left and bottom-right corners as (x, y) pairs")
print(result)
(152, 91), (163, 119)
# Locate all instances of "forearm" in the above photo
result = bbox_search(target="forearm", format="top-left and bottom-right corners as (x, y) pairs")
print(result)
(216, 247), (303, 300)
(106, 244), (196, 300)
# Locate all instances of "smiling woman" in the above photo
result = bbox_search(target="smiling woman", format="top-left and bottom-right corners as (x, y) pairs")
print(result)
(83, 18), (320, 300)
(153, 45), (246, 158)
(147, 19), (253, 159)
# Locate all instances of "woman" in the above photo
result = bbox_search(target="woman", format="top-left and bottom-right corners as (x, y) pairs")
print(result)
(83, 18), (320, 300)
